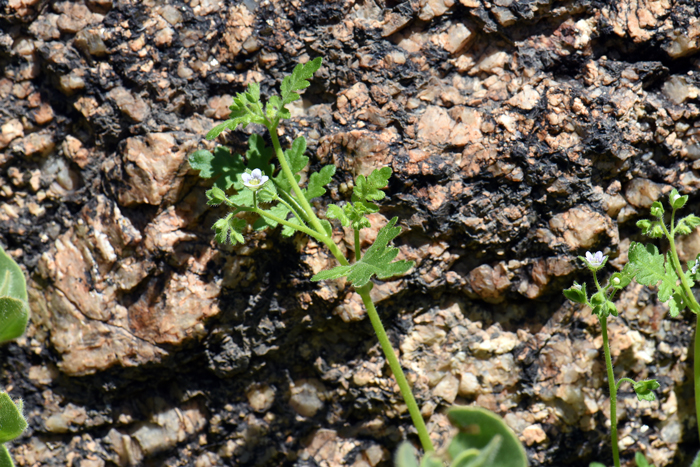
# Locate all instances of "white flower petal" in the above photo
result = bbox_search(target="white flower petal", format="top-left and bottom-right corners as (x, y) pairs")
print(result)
(241, 173), (251, 183)
(251, 168), (262, 178)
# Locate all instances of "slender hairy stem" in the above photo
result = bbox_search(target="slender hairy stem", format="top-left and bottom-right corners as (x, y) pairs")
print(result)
(600, 316), (621, 467)
(269, 129), (325, 235)
(275, 196), (308, 227)
(249, 207), (324, 241)
(615, 377), (636, 392)
(592, 270), (620, 467)
(664, 229), (700, 315)
(279, 191), (310, 223)
(662, 220), (700, 443)
(267, 127), (349, 265)
(266, 122), (430, 453)
(357, 284), (435, 453)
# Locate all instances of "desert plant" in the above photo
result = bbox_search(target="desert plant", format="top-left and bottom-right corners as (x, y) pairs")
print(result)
(189, 57), (435, 452)
(564, 250), (659, 467)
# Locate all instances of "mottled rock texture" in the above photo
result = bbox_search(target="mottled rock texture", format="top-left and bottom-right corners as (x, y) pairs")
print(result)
(2, 0), (700, 466)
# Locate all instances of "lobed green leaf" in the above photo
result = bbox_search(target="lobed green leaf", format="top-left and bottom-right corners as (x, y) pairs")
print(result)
(312, 217), (413, 287)
(684, 214), (700, 229)
(327, 204), (349, 227)
(354, 167), (392, 202)
(305, 165), (336, 201)
(274, 136), (308, 193)
(280, 57), (323, 107)
(628, 242), (680, 302)
(189, 146), (245, 190)
(668, 292), (685, 318)
(204, 82), (267, 140)
(206, 186), (229, 206)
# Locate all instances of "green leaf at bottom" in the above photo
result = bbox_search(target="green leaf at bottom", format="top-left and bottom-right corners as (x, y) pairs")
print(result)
(0, 445), (14, 467)
(311, 217), (413, 287)
(395, 442), (419, 467)
(447, 406), (527, 467)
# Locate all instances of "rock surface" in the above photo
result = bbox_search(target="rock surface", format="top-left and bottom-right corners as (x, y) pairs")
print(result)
(1, 0), (700, 466)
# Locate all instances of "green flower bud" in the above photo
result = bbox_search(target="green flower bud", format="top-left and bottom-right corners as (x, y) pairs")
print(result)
(650, 201), (664, 218)
(633, 379), (660, 402)
(669, 189), (688, 210)
(563, 282), (587, 304)
(650, 222), (664, 238)
(590, 291), (605, 307)
(609, 272), (631, 289)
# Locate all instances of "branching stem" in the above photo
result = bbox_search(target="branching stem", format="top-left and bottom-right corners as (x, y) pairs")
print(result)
(662, 214), (700, 443)
(615, 377), (636, 392)
(266, 120), (433, 454)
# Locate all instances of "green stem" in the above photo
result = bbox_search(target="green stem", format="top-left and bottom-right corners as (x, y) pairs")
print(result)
(266, 121), (430, 453)
(357, 284), (435, 453)
(275, 196), (308, 228)
(615, 377), (636, 392)
(250, 207), (323, 241)
(279, 190), (310, 223)
(269, 129), (325, 235)
(663, 219), (700, 443)
(354, 228), (361, 262)
(267, 127), (349, 266)
(592, 270), (620, 467)
(696, 313), (700, 445)
(663, 221), (700, 315)
(600, 315), (621, 467)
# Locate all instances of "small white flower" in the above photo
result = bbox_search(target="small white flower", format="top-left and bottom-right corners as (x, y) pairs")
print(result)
(613, 277), (621, 285)
(572, 283), (582, 290)
(241, 168), (269, 190)
(671, 192), (681, 204)
(585, 251), (607, 267)
(692, 260), (699, 275)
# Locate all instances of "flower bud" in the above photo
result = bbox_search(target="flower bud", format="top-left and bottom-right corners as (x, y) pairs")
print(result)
(650, 201), (664, 218)
(670, 189), (688, 210)
(563, 282), (587, 304)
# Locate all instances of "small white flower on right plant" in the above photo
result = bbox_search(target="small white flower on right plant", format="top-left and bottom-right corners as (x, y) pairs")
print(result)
(585, 251), (607, 267)
(692, 259), (700, 275)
